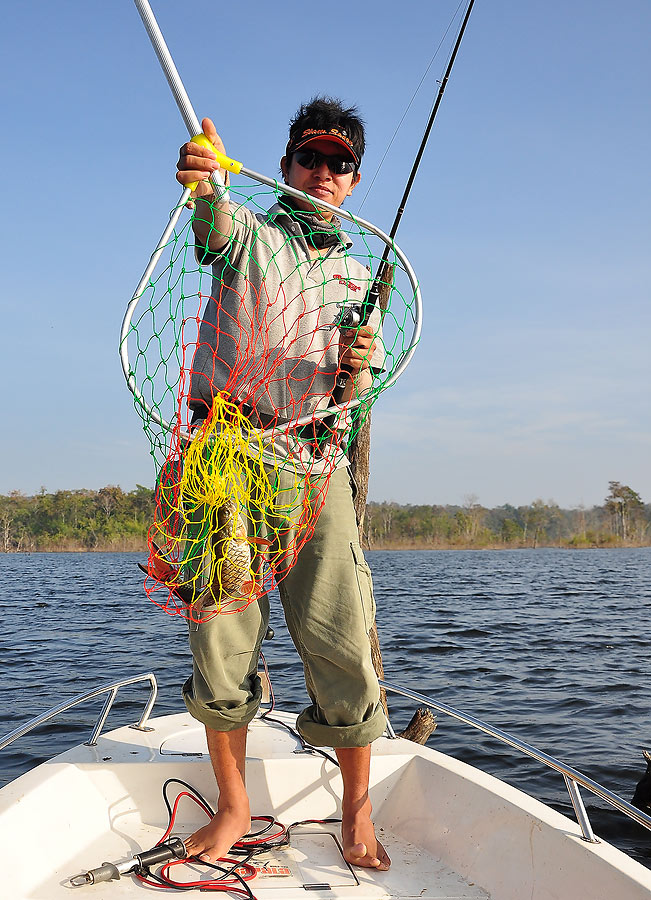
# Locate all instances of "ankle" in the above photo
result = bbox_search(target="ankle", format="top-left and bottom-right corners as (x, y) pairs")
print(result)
(342, 796), (372, 820)
(216, 790), (251, 817)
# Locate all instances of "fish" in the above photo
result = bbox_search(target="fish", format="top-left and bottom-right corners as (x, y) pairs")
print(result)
(210, 498), (257, 598)
(139, 503), (270, 615)
(632, 749), (651, 813)
(196, 498), (271, 612)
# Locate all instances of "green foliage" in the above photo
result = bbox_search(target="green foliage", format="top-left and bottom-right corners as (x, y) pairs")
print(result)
(364, 484), (650, 549)
(1, 483), (649, 552)
(0, 486), (155, 552)
(501, 518), (524, 543)
(604, 481), (646, 542)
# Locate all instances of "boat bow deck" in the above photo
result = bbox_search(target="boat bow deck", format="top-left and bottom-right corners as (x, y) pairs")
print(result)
(2, 710), (651, 899)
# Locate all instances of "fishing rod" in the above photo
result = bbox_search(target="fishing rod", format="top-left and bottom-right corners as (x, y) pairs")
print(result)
(385, 0), (477, 266)
(332, 0), (476, 401)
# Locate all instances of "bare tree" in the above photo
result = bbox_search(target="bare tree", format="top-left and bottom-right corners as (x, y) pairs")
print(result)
(0, 508), (12, 552)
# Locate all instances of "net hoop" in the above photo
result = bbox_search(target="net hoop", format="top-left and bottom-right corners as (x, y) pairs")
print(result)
(126, 0), (424, 621)
(119, 173), (422, 439)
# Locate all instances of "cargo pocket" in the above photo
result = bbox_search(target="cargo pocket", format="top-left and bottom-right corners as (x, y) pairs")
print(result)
(350, 541), (376, 633)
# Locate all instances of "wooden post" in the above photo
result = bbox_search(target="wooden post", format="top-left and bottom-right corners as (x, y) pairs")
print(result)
(348, 265), (436, 745)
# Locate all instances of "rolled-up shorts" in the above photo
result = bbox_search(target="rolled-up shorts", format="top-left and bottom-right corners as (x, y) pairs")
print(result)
(182, 466), (386, 748)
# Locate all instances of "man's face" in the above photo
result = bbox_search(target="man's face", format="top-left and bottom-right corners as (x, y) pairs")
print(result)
(281, 139), (361, 218)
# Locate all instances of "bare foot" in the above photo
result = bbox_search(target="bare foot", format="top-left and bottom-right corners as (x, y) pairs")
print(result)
(184, 804), (251, 863)
(342, 803), (390, 871)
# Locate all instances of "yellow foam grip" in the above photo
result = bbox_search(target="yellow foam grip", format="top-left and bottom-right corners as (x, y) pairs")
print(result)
(187, 133), (243, 192)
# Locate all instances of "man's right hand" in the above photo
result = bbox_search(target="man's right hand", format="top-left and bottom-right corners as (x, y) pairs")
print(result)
(178, 117), (232, 252)
(176, 117), (227, 200)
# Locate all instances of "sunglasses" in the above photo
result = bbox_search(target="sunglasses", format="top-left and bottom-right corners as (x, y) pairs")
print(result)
(293, 149), (356, 176)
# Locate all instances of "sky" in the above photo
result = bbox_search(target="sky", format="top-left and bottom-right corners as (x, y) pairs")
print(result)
(1, 0), (649, 509)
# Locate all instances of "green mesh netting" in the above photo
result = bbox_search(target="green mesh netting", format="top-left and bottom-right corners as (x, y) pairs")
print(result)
(123, 180), (418, 621)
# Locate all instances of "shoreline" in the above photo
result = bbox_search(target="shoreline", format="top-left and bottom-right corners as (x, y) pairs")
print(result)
(2, 542), (650, 554)
(3, 486), (647, 554)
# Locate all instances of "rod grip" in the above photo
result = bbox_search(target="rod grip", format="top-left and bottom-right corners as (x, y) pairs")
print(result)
(187, 133), (242, 191)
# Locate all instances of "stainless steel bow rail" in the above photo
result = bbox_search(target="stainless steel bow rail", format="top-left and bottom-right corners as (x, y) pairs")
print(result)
(0, 673), (158, 751)
(380, 678), (651, 843)
(2, 672), (650, 847)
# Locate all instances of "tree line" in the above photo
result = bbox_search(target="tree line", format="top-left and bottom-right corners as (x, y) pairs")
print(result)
(0, 485), (153, 552)
(0, 481), (649, 553)
(364, 482), (650, 549)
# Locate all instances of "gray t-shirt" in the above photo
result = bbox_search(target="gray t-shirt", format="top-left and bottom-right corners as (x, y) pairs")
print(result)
(190, 201), (384, 474)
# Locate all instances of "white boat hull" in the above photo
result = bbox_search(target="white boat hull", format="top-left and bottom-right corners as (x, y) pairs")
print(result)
(2, 710), (651, 899)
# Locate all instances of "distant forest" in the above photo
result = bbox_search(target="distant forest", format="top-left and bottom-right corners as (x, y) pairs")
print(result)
(0, 481), (649, 553)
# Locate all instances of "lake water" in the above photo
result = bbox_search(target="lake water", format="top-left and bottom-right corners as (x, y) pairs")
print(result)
(1, 548), (650, 868)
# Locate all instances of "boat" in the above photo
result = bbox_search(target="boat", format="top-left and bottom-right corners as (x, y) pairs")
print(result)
(1, 671), (651, 899)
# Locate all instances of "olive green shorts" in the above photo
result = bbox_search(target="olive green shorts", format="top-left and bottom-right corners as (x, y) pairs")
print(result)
(182, 467), (386, 748)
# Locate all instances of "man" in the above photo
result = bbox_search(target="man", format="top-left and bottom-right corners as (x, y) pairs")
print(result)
(175, 97), (390, 871)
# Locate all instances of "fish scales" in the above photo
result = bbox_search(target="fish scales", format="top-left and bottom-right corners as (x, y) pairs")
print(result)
(211, 498), (255, 599)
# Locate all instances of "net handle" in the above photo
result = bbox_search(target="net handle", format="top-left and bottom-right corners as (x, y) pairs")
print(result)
(133, 0), (229, 203)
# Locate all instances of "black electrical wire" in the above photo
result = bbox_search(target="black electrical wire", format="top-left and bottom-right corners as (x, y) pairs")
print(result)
(163, 777), (216, 818)
(259, 651), (340, 767)
(260, 711), (340, 767)
(140, 660), (346, 892)
(136, 778), (349, 896)
(137, 779), (259, 895)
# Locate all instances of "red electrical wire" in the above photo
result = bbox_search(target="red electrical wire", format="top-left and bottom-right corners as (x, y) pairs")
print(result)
(159, 790), (214, 843)
(157, 856), (256, 893)
(134, 785), (290, 895)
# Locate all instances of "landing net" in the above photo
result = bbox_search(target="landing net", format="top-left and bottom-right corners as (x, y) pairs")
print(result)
(122, 180), (419, 620)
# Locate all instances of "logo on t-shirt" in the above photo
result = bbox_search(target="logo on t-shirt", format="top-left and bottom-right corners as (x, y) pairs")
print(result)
(333, 274), (361, 292)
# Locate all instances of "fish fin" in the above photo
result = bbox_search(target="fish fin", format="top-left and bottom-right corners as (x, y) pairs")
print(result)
(148, 554), (180, 585)
(172, 583), (196, 605)
(248, 536), (272, 547)
(139, 546), (196, 608)
(239, 580), (258, 595)
(140, 546), (185, 590)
